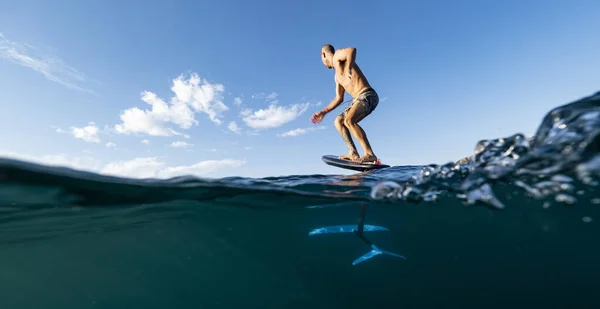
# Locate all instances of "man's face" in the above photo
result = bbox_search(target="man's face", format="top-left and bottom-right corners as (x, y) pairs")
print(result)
(321, 52), (332, 69)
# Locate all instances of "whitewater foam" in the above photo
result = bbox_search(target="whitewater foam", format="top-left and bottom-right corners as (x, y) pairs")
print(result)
(370, 91), (600, 209)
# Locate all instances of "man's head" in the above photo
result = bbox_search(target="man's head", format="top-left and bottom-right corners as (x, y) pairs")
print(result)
(321, 44), (335, 69)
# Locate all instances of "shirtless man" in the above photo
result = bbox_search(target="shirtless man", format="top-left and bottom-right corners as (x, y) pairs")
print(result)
(311, 44), (380, 163)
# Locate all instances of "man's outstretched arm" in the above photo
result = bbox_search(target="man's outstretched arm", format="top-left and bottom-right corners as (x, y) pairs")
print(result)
(322, 83), (345, 114)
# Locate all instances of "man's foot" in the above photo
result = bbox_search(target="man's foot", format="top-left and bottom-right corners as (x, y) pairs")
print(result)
(339, 152), (360, 161)
(352, 154), (378, 163)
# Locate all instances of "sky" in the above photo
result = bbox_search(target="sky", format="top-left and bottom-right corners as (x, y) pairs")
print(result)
(0, 0), (599, 179)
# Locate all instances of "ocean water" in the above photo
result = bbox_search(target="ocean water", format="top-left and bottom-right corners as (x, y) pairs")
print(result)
(0, 91), (599, 309)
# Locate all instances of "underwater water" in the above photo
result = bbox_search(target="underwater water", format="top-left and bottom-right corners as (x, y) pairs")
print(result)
(0, 91), (599, 309)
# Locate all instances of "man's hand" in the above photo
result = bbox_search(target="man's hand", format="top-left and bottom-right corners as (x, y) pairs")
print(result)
(312, 70), (345, 125)
(311, 110), (326, 124)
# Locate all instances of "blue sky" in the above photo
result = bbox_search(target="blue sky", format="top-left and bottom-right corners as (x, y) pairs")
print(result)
(1, 0), (599, 179)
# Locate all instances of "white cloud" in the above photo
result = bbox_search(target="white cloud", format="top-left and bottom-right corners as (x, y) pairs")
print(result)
(227, 121), (241, 134)
(240, 108), (252, 117)
(0, 151), (244, 179)
(100, 157), (245, 179)
(114, 90), (195, 137)
(101, 157), (165, 179)
(170, 141), (193, 148)
(233, 97), (242, 105)
(142, 139), (150, 144)
(0, 150), (103, 173)
(279, 128), (308, 137)
(252, 92), (278, 100)
(114, 73), (227, 137)
(105, 142), (116, 148)
(170, 73), (228, 124)
(70, 122), (101, 143)
(50, 125), (66, 134)
(277, 125), (326, 137)
(252, 92), (279, 105)
(0, 33), (95, 94)
(242, 102), (310, 129)
(158, 159), (245, 178)
(38, 154), (104, 172)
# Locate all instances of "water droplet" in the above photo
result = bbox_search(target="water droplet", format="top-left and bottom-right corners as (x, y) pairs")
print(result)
(555, 194), (576, 205)
(370, 181), (402, 200)
(582, 217), (593, 223)
(551, 174), (573, 182)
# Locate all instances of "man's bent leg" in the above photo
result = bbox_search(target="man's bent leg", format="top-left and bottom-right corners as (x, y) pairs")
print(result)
(344, 119), (377, 163)
(343, 91), (379, 163)
(334, 114), (359, 160)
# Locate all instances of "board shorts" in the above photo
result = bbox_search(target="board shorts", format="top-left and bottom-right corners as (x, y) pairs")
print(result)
(340, 87), (379, 119)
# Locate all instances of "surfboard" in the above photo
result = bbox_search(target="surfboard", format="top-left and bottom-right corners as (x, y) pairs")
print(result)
(322, 155), (390, 172)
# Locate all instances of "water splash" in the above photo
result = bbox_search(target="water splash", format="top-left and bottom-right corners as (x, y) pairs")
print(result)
(371, 91), (600, 209)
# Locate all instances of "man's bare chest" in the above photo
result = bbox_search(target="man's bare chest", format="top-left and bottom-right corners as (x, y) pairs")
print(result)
(334, 71), (351, 87)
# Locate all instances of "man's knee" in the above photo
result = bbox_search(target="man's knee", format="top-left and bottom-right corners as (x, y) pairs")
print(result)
(334, 115), (344, 129)
(343, 117), (355, 128)
(345, 103), (368, 126)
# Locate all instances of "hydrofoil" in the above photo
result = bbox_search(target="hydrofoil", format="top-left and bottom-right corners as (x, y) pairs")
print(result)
(308, 203), (406, 266)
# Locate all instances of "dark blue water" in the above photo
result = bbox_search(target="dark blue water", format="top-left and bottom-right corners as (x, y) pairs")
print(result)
(0, 91), (599, 308)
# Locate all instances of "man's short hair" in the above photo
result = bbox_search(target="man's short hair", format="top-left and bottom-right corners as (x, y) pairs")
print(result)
(321, 44), (334, 54)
